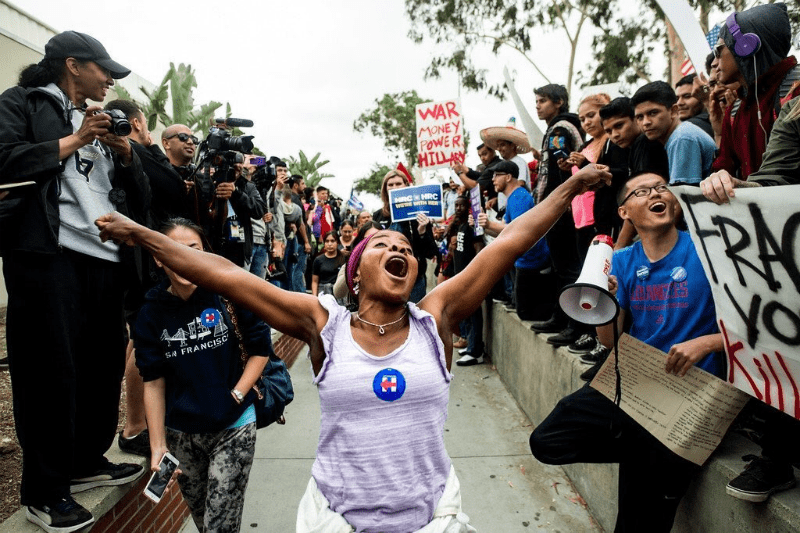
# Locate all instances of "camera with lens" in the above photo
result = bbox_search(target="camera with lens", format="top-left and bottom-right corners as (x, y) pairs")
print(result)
(193, 119), (256, 186)
(101, 109), (132, 136)
(207, 128), (254, 153)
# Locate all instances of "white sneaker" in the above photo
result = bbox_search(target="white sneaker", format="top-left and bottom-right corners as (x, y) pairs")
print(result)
(458, 348), (470, 355)
(456, 354), (484, 366)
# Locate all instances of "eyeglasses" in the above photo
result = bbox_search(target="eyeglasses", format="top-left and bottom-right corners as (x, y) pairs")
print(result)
(620, 183), (670, 205)
(713, 42), (725, 59)
(165, 132), (199, 145)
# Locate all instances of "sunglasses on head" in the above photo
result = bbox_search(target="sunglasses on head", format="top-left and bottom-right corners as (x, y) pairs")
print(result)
(166, 132), (199, 144)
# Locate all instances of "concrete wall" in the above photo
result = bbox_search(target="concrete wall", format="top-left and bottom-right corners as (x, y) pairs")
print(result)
(485, 302), (800, 532)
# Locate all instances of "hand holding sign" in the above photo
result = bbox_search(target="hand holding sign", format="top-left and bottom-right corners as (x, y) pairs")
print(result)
(699, 169), (761, 205)
(416, 212), (430, 234)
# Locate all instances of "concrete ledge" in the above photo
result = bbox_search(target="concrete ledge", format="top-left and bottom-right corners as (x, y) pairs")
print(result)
(0, 331), (305, 532)
(0, 444), (183, 533)
(485, 301), (800, 532)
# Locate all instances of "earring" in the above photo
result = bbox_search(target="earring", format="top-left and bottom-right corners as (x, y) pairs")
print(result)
(353, 282), (360, 295)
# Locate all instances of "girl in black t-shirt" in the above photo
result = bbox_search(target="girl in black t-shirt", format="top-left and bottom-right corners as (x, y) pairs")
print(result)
(312, 231), (347, 296)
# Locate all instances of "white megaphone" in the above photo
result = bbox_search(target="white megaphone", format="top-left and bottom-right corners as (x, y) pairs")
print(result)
(558, 235), (620, 326)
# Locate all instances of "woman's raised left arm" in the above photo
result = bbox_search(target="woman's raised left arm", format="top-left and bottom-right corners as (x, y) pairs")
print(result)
(420, 165), (611, 331)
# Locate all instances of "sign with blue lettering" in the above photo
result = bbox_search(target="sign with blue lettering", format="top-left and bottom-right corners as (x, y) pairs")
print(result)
(389, 183), (444, 222)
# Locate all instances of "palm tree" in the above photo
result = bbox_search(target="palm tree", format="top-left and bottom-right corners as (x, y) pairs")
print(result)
(117, 63), (222, 138)
(285, 150), (334, 188)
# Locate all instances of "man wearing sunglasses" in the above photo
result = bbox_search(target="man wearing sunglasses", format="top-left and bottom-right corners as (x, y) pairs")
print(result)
(162, 124), (198, 172)
(531, 171), (724, 532)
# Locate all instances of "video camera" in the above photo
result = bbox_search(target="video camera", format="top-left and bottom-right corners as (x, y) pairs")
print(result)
(248, 156), (286, 200)
(194, 118), (256, 185)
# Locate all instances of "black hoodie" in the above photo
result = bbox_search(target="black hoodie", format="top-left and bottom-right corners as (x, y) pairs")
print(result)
(133, 282), (273, 433)
(536, 112), (585, 202)
(720, 3), (793, 92)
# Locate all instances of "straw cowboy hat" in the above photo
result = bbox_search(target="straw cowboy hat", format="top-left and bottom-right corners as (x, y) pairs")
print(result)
(480, 117), (532, 154)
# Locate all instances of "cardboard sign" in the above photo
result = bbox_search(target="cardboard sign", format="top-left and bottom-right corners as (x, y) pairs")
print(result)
(502, 67), (544, 150)
(674, 185), (800, 420)
(416, 99), (465, 169)
(469, 186), (484, 236)
(654, 0), (711, 74)
(389, 184), (444, 222)
(591, 334), (748, 465)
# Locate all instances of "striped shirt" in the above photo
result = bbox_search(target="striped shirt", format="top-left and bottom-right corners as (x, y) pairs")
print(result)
(311, 295), (453, 533)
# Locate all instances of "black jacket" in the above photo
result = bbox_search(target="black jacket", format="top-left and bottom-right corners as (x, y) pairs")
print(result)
(0, 85), (149, 255)
(132, 142), (190, 229)
(593, 140), (629, 238)
(467, 155), (503, 202)
(190, 171), (266, 265)
(542, 112), (585, 200)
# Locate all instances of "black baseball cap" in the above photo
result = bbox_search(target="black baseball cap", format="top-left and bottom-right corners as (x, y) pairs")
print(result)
(44, 31), (130, 79)
(493, 160), (519, 179)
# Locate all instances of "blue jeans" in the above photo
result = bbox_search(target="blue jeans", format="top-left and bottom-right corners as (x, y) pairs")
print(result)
(248, 243), (268, 279)
(291, 245), (308, 293)
(465, 307), (484, 355)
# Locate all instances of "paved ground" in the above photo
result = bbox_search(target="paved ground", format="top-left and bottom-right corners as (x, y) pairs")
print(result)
(182, 348), (602, 532)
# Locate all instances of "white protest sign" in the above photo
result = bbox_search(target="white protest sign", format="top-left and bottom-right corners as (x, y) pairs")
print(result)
(654, 0), (712, 74)
(591, 334), (749, 465)
(675, 185), (800, 420)
(503, 66), (543, 150)
(416, 99), (465, 170)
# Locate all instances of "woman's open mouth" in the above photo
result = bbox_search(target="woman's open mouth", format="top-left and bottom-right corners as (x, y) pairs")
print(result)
(649, 201), (667, 213)
(385, 256), (409, 278)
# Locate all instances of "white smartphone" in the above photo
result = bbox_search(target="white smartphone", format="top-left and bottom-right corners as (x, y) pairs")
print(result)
(142, 452), (179, 504)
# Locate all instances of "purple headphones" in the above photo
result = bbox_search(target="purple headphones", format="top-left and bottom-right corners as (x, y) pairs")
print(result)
(726, 12), (761, 57)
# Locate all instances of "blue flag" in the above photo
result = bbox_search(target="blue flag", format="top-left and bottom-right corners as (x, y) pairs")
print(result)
(348, 192), (364, 212)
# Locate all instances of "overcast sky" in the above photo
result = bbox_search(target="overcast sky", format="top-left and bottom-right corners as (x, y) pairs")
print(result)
(10, 0), (748, 206)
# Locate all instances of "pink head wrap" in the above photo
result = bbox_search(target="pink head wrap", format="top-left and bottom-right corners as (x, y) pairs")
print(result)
(346, 233), (375, 295)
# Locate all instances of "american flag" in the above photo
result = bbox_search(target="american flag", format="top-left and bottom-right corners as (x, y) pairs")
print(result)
(706, 23), (722, 48)
(680, 23), (722, 78)
(680, 57), (696, 76)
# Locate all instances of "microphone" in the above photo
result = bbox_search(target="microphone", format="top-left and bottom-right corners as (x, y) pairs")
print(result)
(214, 117), (254, 128)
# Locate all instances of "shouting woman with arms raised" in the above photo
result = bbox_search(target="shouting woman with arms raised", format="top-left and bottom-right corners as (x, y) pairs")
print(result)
(96, 164), (610, 533)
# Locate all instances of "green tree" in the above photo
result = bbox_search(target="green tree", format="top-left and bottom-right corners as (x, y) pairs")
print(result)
(117, 64), (264, 152)
(135, 63), (223, 136)
(286, 150), (334, 188)
(353, 90), (430, 169)
(353, 163), (392, 197)
(405, 0), (614, 98)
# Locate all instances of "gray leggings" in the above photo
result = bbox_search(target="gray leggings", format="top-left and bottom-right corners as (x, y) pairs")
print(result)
(167, 423), (256, 533)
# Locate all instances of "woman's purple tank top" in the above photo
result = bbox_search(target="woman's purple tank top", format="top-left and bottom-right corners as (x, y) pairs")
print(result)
(311, 295), (453, 532)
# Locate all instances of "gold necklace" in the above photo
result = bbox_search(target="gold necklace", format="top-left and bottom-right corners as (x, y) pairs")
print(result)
(356, 309), (408, 335)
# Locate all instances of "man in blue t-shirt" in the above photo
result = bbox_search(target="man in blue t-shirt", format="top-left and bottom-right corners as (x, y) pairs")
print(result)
(530, 171), (724, 532)
(631, 81), (716, 185)
(478, 161), (554, 321)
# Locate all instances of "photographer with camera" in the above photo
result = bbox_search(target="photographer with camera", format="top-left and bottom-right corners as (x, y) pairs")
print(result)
(0, 31), (149, 532)
(104, 103), (191, 228)
(188, 124), (266, 267)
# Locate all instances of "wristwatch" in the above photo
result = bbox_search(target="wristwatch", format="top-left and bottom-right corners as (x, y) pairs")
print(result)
(231, 389), (244, 404)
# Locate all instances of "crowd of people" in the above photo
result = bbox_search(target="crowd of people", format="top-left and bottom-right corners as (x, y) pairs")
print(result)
(0, 2), (799, 531)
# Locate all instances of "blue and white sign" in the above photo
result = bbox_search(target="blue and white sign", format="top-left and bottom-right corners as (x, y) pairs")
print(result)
(373, 368), (407, 402)
(389, 183), (443, 223)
